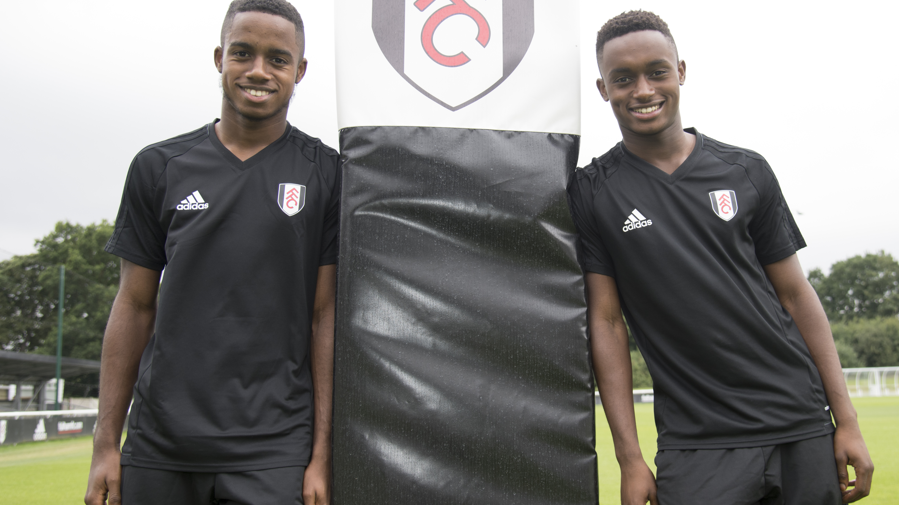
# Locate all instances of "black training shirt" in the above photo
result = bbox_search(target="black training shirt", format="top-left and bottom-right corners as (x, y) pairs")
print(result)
(568, 129), (834, 450)
(106, 121), (340, 471)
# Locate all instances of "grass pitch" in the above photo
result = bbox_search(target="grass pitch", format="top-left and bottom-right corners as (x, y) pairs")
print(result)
(0, 435), (93, 504)
(0, 396), (895, 504)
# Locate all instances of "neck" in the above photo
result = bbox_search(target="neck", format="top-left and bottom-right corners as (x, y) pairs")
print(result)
(214, 104), (289, 161)
(620, 116), (694, 175)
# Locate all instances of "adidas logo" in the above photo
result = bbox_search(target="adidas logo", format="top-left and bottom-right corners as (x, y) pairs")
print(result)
(33, 418), (47, 441)
(622, 208), (652, 233)
(176, 191), (209, 210)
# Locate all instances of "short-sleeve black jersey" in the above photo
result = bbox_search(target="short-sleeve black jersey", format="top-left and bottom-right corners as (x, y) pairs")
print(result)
(567, 129), (834, 450)
(106, 121), (340, 471)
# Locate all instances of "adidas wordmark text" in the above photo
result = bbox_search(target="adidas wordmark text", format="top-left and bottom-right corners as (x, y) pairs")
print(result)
(622, 208), (652, 233)
(177, 191), (209, 210)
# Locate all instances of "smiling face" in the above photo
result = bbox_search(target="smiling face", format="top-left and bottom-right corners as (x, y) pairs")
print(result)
(597, 30), (685, 140)
(214, 11), (306, 124)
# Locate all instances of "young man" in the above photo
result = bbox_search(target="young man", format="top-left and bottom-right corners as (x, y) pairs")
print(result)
(568, 10), (873, 505)
(84, 1), (338, 504)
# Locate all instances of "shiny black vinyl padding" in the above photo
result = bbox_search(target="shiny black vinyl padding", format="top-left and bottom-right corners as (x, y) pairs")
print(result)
(332, 126), (596, 504)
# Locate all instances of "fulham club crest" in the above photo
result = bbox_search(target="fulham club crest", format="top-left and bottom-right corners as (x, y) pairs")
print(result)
(278, 183), (306, 216)
(372, 0), (534, 110)
(709, 190), (738, 221)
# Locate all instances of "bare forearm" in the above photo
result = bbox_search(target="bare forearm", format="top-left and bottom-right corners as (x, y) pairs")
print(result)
(585, 273), (656, 503)
(93, 300), (155, 449)
(309, 265), (336, 462)
(310, 310), (334, 459)
(764, 256), (857, 426)
(93, 261), (159, 450)
(783, 284), (858, 426)
(586, 273), (644, 465)
(593, 320), (644, 464)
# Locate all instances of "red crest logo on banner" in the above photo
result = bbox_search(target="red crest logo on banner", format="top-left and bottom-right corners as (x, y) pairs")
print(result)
(709, 190), (738, 221)
(372, 0), (534, 111)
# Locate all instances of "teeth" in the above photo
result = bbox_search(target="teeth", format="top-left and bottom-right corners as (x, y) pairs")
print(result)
(634, 105), (660, 114)
(246, 89), (271, 97)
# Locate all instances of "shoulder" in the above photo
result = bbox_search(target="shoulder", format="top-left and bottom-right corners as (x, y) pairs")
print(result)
(700, 134), (769, 170)
(125, 124), (211, 189)
(699, 133), (779, 190)
(286, 126), (340, 168)
(569, 142), (625, 197)
(133, 124), (211, 166)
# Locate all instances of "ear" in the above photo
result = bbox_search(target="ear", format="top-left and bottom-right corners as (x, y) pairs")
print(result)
(214, 46), (224, 73)
(678, 59), (686, 85)
(295, 58), (308, 84)
(597, 78), (610, 102)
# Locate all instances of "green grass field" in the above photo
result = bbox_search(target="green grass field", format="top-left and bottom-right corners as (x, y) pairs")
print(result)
(1, 396), (896, 504)
(0, 435), (93, 504)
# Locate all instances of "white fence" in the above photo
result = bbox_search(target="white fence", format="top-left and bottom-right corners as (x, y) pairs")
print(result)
(843, 367), (899, 397)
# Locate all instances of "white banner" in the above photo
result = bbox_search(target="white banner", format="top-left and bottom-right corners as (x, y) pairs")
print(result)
(335, 0), (580, 135)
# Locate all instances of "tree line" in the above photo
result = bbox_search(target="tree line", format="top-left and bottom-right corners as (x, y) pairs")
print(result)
(1, 222), (897, 393)
(810, 253), (899, 368)
(0, 222), (118, 396)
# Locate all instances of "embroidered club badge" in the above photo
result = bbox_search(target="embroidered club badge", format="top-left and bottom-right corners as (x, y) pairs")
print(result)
(709, 190), (738, 221)
(278, 183), (306, 216)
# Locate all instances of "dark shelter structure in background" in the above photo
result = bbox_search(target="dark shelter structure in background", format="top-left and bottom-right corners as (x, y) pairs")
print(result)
(0, 350), (100, 411)
(332, 3), (595, 504)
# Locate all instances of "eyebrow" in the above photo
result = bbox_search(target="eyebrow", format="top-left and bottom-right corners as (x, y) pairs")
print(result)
(608, 59), (672, 75)
(229, 41), (294, 59)
(646, 59), (673, 67)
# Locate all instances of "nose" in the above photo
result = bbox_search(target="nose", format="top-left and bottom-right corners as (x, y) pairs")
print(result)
(633, 75), (654, 101)
(246, 56), (270, 81)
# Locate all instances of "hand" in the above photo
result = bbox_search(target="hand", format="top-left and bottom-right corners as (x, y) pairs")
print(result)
(620, 459), (658, 505)
(834, 423), (873, 503)
(303, 455), (331, 505)
(84, 446), (123, 505)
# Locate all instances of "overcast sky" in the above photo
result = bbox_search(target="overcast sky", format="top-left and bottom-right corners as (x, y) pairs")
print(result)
(1, 1), (896, 274)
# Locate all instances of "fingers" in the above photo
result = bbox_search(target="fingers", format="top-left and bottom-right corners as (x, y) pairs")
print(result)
(85, 452), (122, 505)
(85, 483), (116, 505)
(83, 489), (104, 505)
(84, 475), (110, 505)
(836, 453), (850, 494)
(302, 481), (326, 505)
(842, 464), (874, 503)
(302, 474), (315, 504)
(108, 489), (123, 505)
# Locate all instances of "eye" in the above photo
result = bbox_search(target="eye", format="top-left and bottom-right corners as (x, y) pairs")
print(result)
(613, 76), (632, 85)
(650, 69), (668, 78)
(272, 57), (288, 65)
(233, 51), (250, 58)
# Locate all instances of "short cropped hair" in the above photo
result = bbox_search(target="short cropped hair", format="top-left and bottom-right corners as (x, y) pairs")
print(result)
(596, 10), (676, 62)
(220, 0), (305, 49)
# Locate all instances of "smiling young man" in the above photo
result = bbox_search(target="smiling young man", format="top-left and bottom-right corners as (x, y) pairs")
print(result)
(568, 10), (873, 505)
(84, 1), (339, 504)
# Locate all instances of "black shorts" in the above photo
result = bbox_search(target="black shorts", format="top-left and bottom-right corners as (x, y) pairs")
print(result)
(655, 434), (840, 505)
(121, 465), (306, 505)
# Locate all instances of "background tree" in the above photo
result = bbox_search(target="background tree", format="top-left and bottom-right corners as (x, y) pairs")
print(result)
(0, 253), (45, 353)
(0, 221), (119, 395)
(630, 350), (652, 389)
(830, 318), (899, 368)
(808, 251), (899, 368)
(808, 251), (899, 322)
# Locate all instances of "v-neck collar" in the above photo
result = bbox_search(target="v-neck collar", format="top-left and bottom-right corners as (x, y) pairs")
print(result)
(620, 127), (702, 184)
(208, 120), (292, 172)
